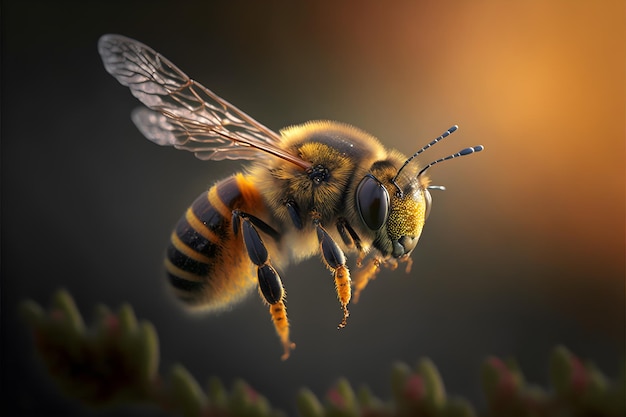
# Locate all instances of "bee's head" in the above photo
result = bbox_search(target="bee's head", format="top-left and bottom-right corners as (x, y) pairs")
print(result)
(355, 125), (483, 258)
(355, 168), (430, 258)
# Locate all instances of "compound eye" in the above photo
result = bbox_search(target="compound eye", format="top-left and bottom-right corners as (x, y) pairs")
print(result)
(424, 188), (432, 220)
(356, 175), (390, 230)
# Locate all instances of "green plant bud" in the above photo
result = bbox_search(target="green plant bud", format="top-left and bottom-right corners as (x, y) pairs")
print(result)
(334, 378), (356, 409)
(207, 376), (228, 409)
(253, 395), (272, 417)
(390, 362), (412, 403)
(136, 321), (159, 385)
(296, 388), (324, 417)
(481, 356), (518, 402)
(169, 364), (207, 417)
(356, 385), (384, 410)
(231, 379), (253, 406)
(480, 357), (498, 402)
(550, 345), (583, 397)
(118, 303), (138, 336)
(52, 289), (84, 335)
(503, 357), (525, 389)
(416, 357), (446, 408)
(94, 305), (117, 345)
(325, 379), (359, 417)
(580, 362), (609, 410)
(230, 379), (278, 417)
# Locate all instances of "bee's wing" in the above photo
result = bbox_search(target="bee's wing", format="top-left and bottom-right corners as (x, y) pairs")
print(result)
(98, 34), (311, 169)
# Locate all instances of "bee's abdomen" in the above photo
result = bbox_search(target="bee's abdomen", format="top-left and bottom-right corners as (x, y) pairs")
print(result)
(165, 174), (259, 309)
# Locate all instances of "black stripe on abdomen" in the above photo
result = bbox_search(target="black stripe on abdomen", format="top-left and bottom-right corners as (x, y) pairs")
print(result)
(166, 245), (210, 276)
(165, 176), (243, 304)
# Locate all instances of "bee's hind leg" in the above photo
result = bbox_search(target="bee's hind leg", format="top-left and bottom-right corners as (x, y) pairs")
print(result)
(233, 211), (295, 360)
(314, 218), (351, 329)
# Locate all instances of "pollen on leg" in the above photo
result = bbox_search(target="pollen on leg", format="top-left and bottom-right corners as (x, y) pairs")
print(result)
(334, 265), (351, 329)
(269, 301), (296, 360)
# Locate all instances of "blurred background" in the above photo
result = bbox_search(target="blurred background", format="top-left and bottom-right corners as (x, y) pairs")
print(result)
(2, 1), (623, 415)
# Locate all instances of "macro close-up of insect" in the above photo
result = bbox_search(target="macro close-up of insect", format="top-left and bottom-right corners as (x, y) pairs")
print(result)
(98, 34), (484, 360)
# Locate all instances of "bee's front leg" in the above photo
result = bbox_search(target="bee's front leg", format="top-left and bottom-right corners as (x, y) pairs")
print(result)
(313, 216), (351, 329)
(233, 210), (295, 360)
(351, 257), (382, 303)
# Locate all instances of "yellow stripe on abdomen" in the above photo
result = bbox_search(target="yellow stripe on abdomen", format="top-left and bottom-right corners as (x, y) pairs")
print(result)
(164, 175), (261, 311)
(170, 231), (212, 264)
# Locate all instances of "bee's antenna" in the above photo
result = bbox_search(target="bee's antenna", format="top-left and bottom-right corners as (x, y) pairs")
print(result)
(417, 145), (484, 178)
(427, 185), (446, 191)
(391, 125), (458, 195)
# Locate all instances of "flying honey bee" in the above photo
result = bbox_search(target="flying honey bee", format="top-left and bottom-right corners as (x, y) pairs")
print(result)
(98, 34), (483, 360)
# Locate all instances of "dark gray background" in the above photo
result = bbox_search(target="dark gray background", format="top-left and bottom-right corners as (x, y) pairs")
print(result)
(2, 1), (623, 416)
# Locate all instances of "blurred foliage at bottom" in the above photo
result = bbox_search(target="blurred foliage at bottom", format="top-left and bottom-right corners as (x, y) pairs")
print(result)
(21, 289), (624, 417)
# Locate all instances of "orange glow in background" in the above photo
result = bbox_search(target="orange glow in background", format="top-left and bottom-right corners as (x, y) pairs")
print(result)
(304, 1), (624, 275)
(222, 0), (624, 338)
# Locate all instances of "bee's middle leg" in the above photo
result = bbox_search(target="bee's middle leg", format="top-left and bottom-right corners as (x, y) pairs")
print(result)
(313, 217), (351, 329)
(232, 210), (295, 360)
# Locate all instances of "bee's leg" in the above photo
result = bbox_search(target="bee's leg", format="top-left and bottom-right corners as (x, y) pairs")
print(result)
(400, 256), (413, 274)
(233, 211), (295, 360)
(258, 265), (295, 361)
(285, 200), (303, 230)
(352, 257), (382, 303)
(232, 210), (281, 242)
(314, 219), (351, 329)
(352, 256), (411, 303)
(336, 218), (365, 266)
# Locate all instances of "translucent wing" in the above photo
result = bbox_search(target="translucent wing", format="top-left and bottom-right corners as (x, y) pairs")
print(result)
(98, 34), (311, 168)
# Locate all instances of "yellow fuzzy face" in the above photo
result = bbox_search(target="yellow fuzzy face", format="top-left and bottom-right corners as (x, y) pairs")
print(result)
(386, 188), (427, 242)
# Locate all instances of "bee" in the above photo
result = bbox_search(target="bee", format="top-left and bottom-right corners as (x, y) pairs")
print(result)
(98, 34), (483, 360)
